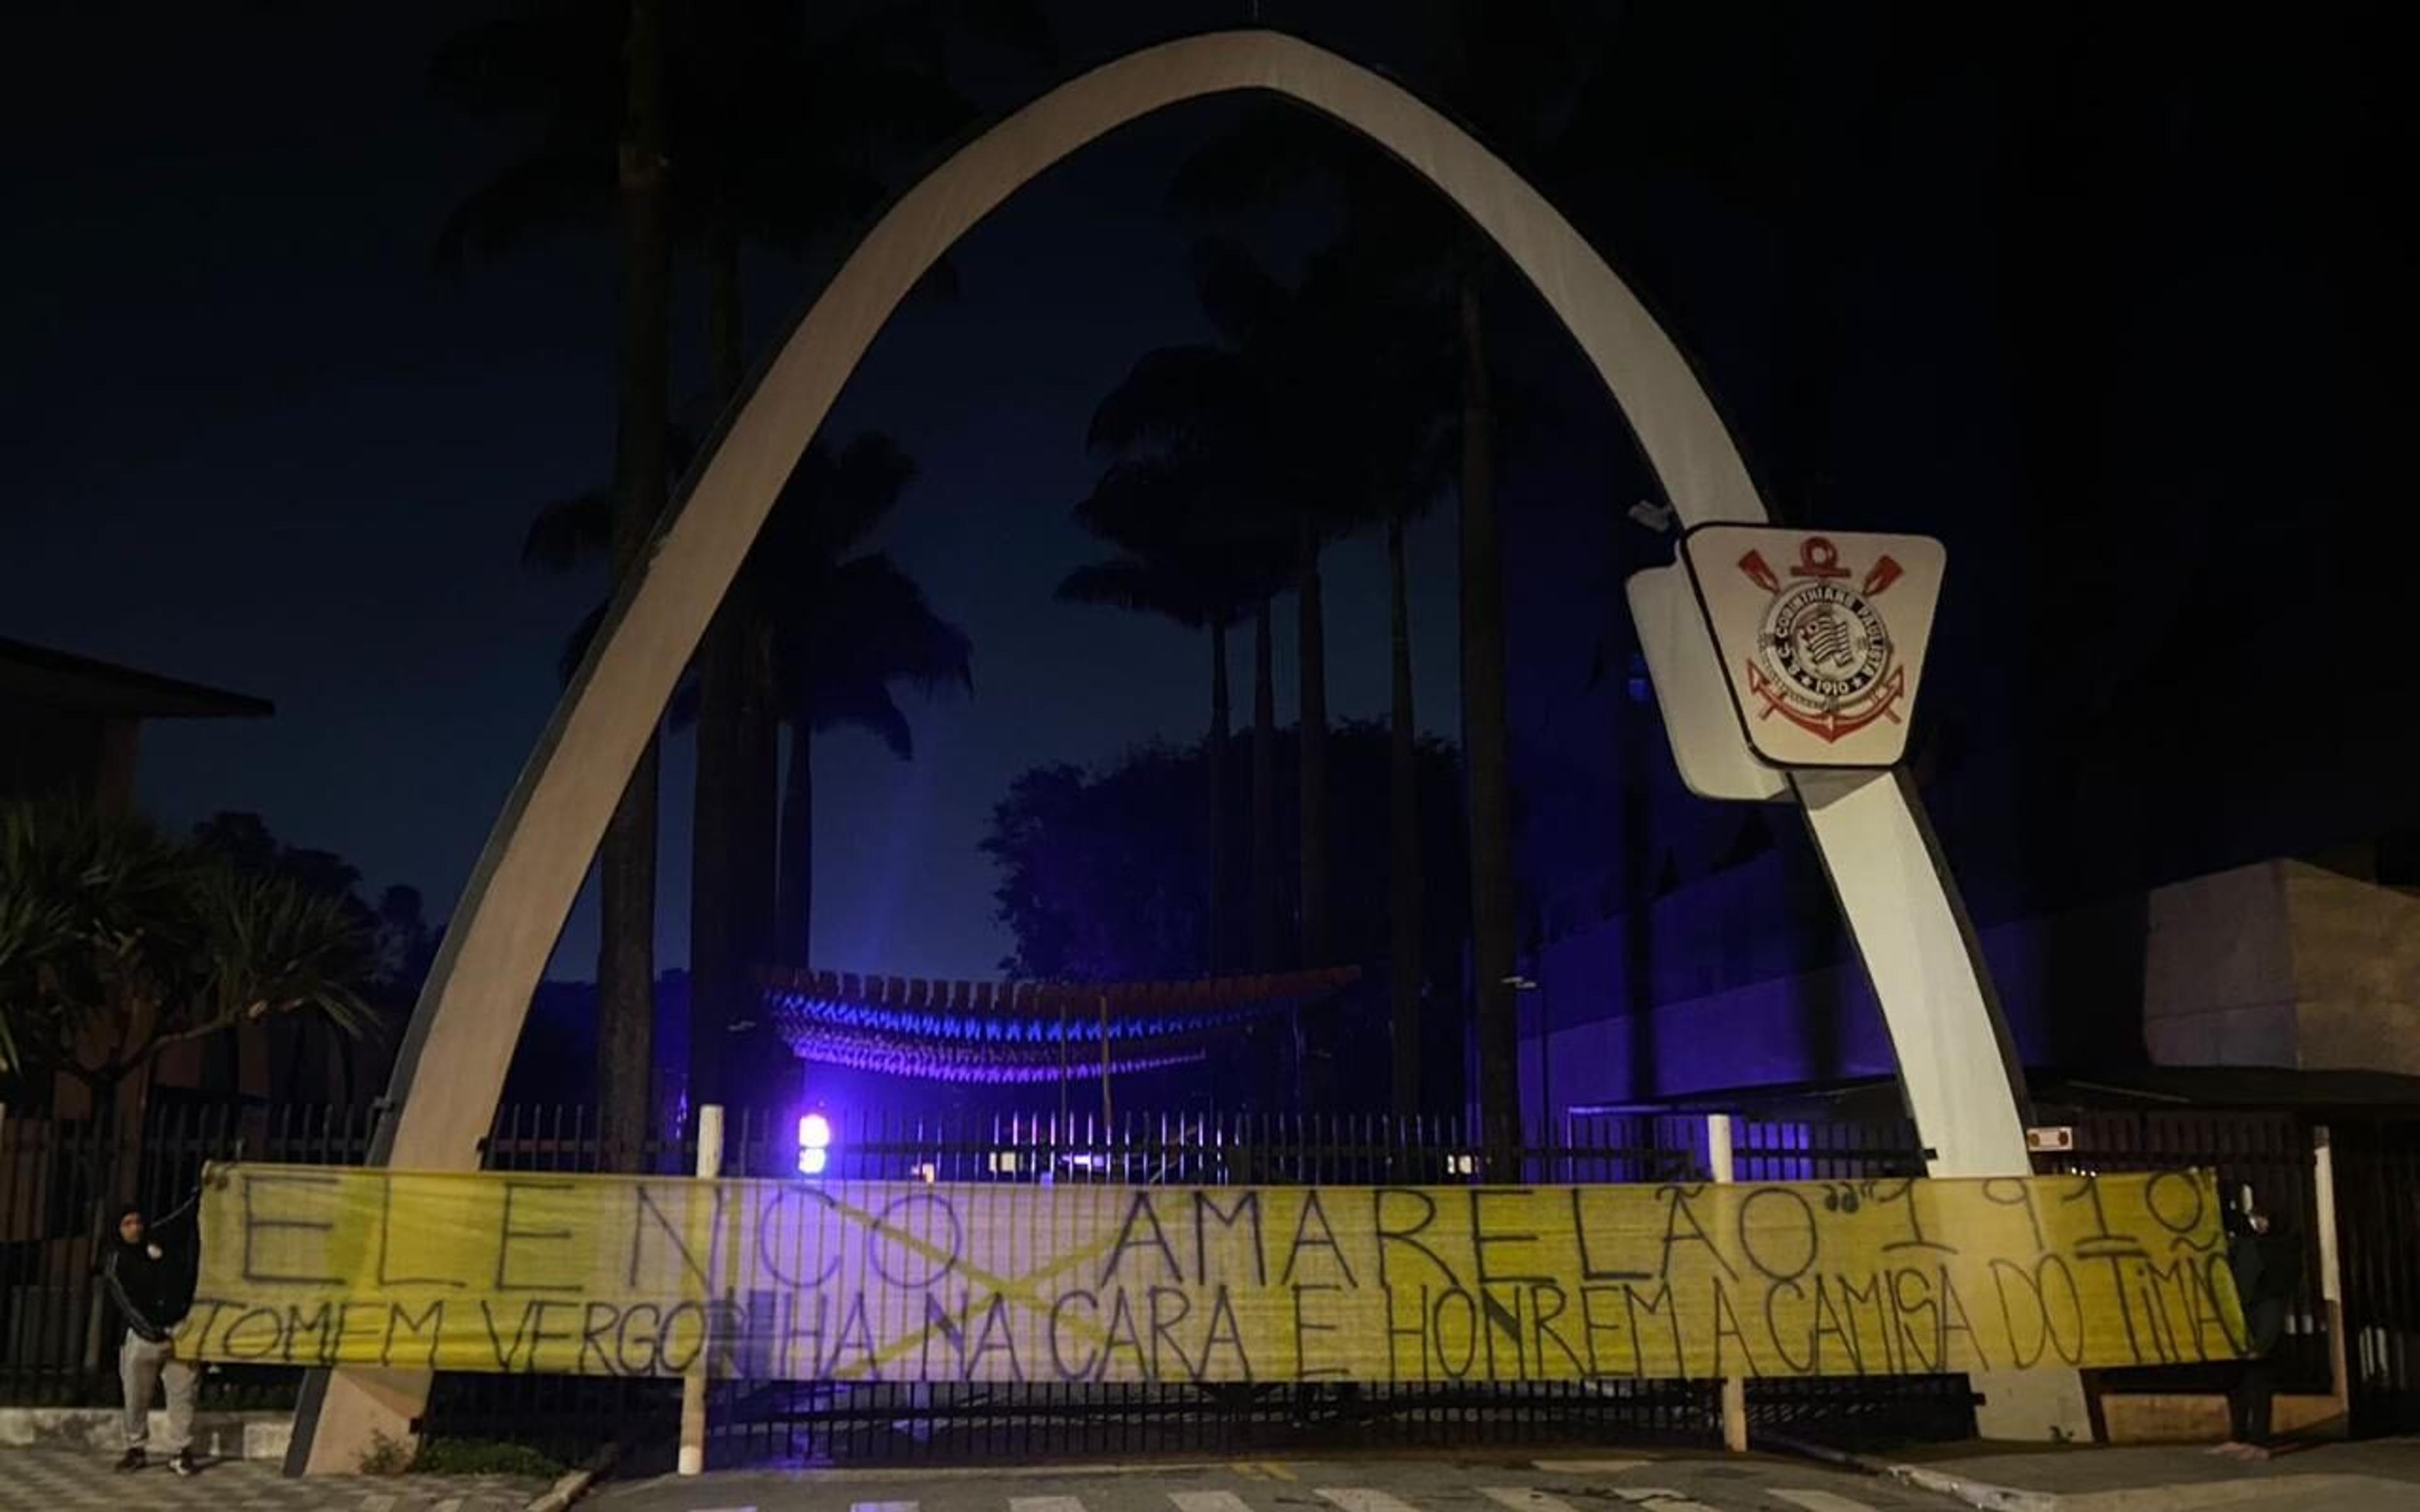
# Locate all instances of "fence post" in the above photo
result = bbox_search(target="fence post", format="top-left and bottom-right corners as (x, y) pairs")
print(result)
(1707, 1113), (1748, 1452)
(678, 1104), (724, 1477)
(2312, 1124), (2350, 1423)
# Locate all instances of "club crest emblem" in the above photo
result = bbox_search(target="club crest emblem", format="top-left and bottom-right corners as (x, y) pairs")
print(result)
(1735, 536), (1908, 742)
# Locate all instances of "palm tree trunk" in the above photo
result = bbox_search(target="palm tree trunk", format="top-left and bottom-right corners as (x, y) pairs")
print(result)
(1387, 517), (1424, 1120)
(776, 723), (814, 968)
(688, 214), (745, 1116)
(735, 619), (778, 974)
(1459, 278), (1521, 1174)
(1207, 620), (1231, 973)
(599, 0), (670, 1166)
(1294, 522), (1330, 1113)
(1250, 598), (1278, 972)
(1621, 701), (1658, 1101)
(1296, 522), (1330, 968)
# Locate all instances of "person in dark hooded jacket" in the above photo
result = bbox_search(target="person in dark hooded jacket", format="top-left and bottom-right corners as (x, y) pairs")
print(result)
(101, 1198), (199, 1474)
(2216, 1184), (2303, 1459)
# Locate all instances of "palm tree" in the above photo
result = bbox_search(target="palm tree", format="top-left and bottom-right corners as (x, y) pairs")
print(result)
(1059, 457), (1287, 972)
(2, 810), (374, 1089)
(1085, 243), (1364, 977)
(0, 808), (379, 1102)
(1170, 4), (1598, 1150)
(429, 0), (672, 1159)
(435, 1), (1046, 1126)
(680, 3), (1045, 1108)
(0, 801), (376, 1370)
(1081, 286), (1298, 976)
(748, 435), (974, 976)
(1085, 238), (1454, 1112)
(517, 433), (971, 1102)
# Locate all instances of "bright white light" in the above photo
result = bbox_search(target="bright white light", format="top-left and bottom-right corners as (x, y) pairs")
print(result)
(914, 1162), (938, 1184)
(797, 1113), (834, 1177)
(1446, 1153), (1477, 1176)
(988, 1151), (1019, 1175)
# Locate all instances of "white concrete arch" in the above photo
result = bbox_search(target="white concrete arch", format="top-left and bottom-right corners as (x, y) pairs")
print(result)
(299, 30), (2042, 1468)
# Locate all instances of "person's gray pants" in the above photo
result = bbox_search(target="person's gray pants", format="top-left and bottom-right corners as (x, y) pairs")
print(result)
(119, 1332), (196, 1453)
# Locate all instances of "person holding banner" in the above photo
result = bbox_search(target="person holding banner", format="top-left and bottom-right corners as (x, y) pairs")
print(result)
(100, 1198), (200, 1475)
(2217, 1185), (2301, 1460)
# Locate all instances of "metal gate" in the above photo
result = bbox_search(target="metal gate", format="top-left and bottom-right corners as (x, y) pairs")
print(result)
(2332, 1117), (2420, 1435)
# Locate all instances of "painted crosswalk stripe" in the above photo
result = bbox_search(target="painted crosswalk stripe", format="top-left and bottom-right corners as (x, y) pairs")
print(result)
(1532, 1462), (1650, 1475)
(1772, 1491), (1878, 1512)
(359, 1496), (396, 1512)
(1173, 1493), (1259, 1512)
(851, 1502), (917, 1512)
(1317, 1490), (1425, 1512)
(1484, 1488), (1583, 1512)
(1010, 1498), (1087, 1512)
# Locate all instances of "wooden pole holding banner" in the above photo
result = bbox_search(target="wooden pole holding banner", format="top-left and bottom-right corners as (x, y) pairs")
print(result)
(1707, 1113), (1749, 1453)
(677, 1103), (723, 1477)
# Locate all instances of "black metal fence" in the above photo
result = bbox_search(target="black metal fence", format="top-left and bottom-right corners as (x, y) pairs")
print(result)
(2333, 1117), (2420, 1435)
(0, 1101), (377, 1412)
(2034, 1110), (2334, 1397)
(1, 1101), (1970, 1465)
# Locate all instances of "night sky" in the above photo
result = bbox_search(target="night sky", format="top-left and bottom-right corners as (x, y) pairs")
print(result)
(6, 3), (1472, 982)
(12, 2), (2416, 997)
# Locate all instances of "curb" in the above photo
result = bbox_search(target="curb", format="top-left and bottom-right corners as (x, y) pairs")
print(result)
(1753, 1434), (2059, 1512)
(526, 1444), (617, 1512)
(1882, 1463), (2057, 1512)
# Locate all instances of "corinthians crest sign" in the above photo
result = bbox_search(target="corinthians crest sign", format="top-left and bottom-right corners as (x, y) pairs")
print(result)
(1678, 525), (1946, 769)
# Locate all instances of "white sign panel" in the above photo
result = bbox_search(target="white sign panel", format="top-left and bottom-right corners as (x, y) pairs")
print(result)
(1679, 525), (1945, 769)
(1626, 564), (1790, 803)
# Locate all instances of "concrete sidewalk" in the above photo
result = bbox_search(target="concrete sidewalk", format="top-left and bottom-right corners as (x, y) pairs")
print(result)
(0, 1446), (549, 1512)
(1879, 1440), (2420, 1511)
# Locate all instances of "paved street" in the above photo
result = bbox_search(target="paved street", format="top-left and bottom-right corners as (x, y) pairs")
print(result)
(8, 1442), (2420, 1512)
(582, 1457), (1959, 1512)
(581, 1445), (2420, 1512)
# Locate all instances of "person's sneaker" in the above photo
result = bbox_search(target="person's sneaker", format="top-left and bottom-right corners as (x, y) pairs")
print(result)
(113, 1448), (144, 1472)
(169, 1450), (198, 1477)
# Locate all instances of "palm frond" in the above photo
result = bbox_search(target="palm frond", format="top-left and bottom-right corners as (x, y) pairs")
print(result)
(1071, 457), (1202, 555)
(427, 6), (615, 120)
(432, 147), (614, 279)
(823, 434), (918, 549)
(1056, 556), (1175, 619)
(187, 868), (377, 1046)
(1168, 102), (1345, 215)
(1189, 238), (1293, 349)
(521, 487), (613, 573)
(556, 600), (608, 686)
(818, 554), (974, 694)
(809, 679), (914, 760)
(758, 432), (918, 571)
(1086, 346), (1251, 455)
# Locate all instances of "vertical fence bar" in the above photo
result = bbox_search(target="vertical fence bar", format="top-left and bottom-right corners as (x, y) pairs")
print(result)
(2312, 1125), (2350, 1422)
(678, 1104), (724, 1476)
(1707, 1113), (1748, 1452)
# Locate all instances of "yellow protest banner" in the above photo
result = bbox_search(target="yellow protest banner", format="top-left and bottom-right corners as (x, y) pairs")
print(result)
(183, 1166), (2244, 1382)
